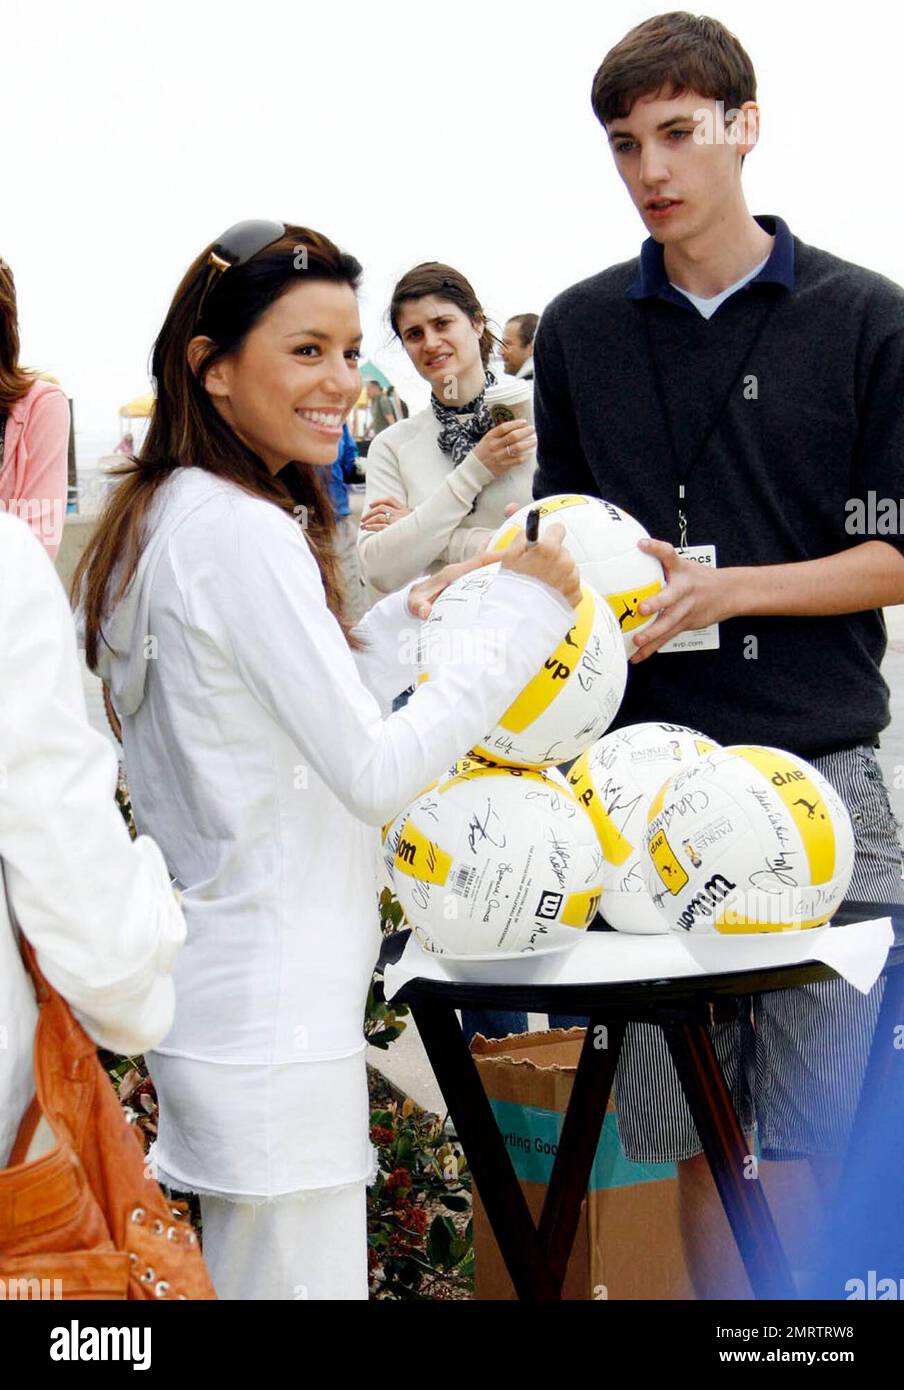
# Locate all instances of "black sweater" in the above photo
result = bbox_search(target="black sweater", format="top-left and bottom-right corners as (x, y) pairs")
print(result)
(532, 219), (904, 756)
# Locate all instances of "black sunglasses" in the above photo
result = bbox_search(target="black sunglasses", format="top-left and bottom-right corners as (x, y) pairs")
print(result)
(195, 219), (286, 325)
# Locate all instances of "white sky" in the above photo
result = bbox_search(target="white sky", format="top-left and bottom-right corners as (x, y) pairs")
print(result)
(4, 0), (903, 436)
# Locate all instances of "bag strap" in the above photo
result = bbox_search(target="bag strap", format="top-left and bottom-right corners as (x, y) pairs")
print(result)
(8, 1096), (42, 1166)
(16, 930), (52, 1005)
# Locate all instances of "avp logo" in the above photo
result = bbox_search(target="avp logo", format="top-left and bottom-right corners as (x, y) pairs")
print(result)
(536, 891), (563, 920)
(50, 1321), (151, 1369)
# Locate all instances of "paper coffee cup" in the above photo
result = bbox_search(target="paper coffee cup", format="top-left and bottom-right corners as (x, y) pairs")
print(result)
(484, 379), (533, 427)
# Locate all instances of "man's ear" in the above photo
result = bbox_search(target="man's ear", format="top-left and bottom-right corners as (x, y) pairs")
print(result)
(187, 336), (230, 398)
(733, 100), (760, 155)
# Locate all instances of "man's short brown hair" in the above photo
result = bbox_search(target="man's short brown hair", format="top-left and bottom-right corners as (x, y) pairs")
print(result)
(591, 11), (756, 126)
(507, 313), (539, 348)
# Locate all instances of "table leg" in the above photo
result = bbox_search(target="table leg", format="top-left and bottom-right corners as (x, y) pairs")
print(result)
(410, 1000), (558, 1300)
(662, 1017), (796, 1300)
(537, 1014), (624, 1292)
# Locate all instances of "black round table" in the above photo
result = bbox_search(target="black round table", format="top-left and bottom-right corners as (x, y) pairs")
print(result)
(376, 901), (904, 1301)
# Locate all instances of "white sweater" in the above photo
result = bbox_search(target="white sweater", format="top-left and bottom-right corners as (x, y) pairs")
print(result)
(0, 515), (185, 1168)
(357, 406), (537, 594)
(92, 466), (574, 1196)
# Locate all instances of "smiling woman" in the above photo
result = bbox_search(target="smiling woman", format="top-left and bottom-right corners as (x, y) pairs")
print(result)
(76, 222), (367, 658)
(67, 220), (582, 1301)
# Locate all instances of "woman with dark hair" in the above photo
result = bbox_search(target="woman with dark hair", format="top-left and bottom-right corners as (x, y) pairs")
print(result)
(0, 259), (69, 556)
(358, 262), (537, 595)
(73, 221), (581, 1299)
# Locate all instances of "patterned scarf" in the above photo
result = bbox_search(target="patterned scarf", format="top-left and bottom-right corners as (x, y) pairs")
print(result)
(431, 369), (497, 464)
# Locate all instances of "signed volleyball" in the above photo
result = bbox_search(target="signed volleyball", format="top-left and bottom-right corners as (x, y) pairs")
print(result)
(393, 758), (604, 959)
(643, 745), (855, 935)
(417, 563), (626, 768)
(567, 723), (720, 934)
(487, 494), (665, 653)
(381, 780), (438, 890)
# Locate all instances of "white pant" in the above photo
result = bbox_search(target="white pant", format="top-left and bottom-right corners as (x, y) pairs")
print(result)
(199, 1182), (369, 1300)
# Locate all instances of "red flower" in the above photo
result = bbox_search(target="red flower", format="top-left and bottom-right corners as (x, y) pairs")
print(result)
(370, 1124), (395, 1147)
(397, 1201), (427, 1235)
(385, 1166), (411, 1193)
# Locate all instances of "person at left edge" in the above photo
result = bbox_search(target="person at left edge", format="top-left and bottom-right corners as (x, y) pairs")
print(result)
(72, 221), (581, 1301)
(0, 258), (69, 556)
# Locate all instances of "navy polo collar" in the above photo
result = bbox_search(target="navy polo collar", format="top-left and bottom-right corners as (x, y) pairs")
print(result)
(626, 214), (795, 309)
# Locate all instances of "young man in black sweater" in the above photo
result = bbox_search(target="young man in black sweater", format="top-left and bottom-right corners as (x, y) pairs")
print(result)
(533, 11), (904, 1297)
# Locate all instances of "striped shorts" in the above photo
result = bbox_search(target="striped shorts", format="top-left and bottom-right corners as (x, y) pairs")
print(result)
(612, 743), (904, 1163)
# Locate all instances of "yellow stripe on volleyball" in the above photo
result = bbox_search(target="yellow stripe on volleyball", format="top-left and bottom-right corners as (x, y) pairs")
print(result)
(647, 745), (717, 829)
(439, 762), (552, 793)
(714, 909), (830, 934)
(648, 827), (689, 895)
(647, 778), (670, 827)
(393, 819), (453, 886)
(567, 758), (634, 866)
(497, 586), (594, 734)
(605, 579), (663, 634)
(560, 886), (603, 927)
(730, 746), (835, 884)
(488, 495), (590, 554)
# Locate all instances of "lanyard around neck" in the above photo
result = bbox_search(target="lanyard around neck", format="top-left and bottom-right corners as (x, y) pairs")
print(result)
(642, 294), (776, 546)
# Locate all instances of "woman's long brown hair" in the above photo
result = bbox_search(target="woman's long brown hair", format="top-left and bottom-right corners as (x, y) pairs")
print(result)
(74, 225), (364, 669)
(0, 260), (37, 410)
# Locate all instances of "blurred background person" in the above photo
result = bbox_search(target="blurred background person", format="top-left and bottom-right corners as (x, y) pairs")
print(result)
(365, 377), (397, 436)
(357, 262), (537, 600)
(501, 312), (538, 381)
(386, 380), (409, 421)
(0, 259), (70, 557)
(329, 420), (367, 625)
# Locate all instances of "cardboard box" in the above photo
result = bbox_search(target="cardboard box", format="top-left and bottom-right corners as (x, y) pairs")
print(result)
(471, 1029), (695, 1300)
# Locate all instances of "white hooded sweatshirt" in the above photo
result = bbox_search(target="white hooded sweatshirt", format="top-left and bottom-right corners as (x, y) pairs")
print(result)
(93, 465), (574, 1198)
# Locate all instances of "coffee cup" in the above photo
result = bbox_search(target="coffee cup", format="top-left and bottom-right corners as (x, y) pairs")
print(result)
(484, 379), (534, 428)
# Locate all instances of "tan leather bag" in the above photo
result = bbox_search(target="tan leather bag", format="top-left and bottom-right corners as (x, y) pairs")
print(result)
(0, 935), (216, 1300)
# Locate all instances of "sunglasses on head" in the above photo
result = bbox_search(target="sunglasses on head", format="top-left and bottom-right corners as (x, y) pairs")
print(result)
(195, 219), (286, 326)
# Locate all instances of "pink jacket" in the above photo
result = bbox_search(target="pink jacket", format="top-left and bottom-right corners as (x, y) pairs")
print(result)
(1, 378), (70, 558)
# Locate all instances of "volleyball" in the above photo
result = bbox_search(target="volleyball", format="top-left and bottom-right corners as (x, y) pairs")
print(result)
(643, 745), (855, 935)
(487, 494), (666, 653)
(567, 722), (720, 934)
(417, 562), (627, 768)
(393, 757), (604, 959)
(381, 780), (438, 890)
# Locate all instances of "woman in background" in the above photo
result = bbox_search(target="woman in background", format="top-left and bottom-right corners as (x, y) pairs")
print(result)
(357, 262), (536, 595)
(0, 259), (70, 556)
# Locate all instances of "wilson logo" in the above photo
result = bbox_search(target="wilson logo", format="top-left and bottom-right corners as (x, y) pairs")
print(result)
(676, 874), (737, 931)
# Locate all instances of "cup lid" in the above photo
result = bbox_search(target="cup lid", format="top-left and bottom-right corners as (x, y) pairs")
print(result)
(484, 379), (532, 406)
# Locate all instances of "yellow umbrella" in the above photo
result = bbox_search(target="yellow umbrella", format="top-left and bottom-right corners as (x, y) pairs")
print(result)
(120, 392), (155, 419)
